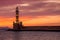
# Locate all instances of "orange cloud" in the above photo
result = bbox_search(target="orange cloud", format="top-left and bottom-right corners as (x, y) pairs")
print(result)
(21, 15), (60, 26)
(0, 15), (60, 28)
(0, 17), (15, 28)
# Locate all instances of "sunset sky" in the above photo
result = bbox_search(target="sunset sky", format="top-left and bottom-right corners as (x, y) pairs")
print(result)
(0, 0), (60, 28)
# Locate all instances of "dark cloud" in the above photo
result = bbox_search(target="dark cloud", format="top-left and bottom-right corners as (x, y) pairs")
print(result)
(0, 12), (15, 18)
(21, 0), (47, 2)
(21, 2), (60, 9)
(0, 0), (60, 18)
(22, 0), (39, 1)
(21, 2), (48, 10)
(0, 0), (20, 6)
(20, 2), (60, 17)
(21, 11), (60, 17)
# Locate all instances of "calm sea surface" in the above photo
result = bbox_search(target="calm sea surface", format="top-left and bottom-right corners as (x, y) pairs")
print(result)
(0, 31), (60, 40)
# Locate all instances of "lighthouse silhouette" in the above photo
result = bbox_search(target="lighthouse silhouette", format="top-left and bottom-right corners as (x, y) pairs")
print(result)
(13, 7), (22, 30)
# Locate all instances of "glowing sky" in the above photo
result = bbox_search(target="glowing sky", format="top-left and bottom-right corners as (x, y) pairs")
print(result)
(0, 0), (60, 28)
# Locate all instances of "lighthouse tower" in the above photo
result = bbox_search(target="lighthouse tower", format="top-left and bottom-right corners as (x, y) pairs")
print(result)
(13, 7), (22, 30)
(16, 7), (19, 23)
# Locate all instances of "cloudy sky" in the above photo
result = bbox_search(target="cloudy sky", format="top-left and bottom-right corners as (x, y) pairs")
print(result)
(0, 0), (60, 28)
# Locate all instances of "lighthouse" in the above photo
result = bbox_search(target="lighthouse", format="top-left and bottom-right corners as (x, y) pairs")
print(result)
(13, 7), (22, 30)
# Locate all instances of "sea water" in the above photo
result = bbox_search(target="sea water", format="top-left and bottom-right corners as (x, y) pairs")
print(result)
(0, 31), (60, 40)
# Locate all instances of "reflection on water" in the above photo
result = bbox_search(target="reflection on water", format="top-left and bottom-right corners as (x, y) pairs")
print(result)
(13, 32), (20, 40)
(0, 31), (60, 40)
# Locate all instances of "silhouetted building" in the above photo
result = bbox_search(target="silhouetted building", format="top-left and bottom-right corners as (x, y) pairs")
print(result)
(13, 7), (23, 30)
